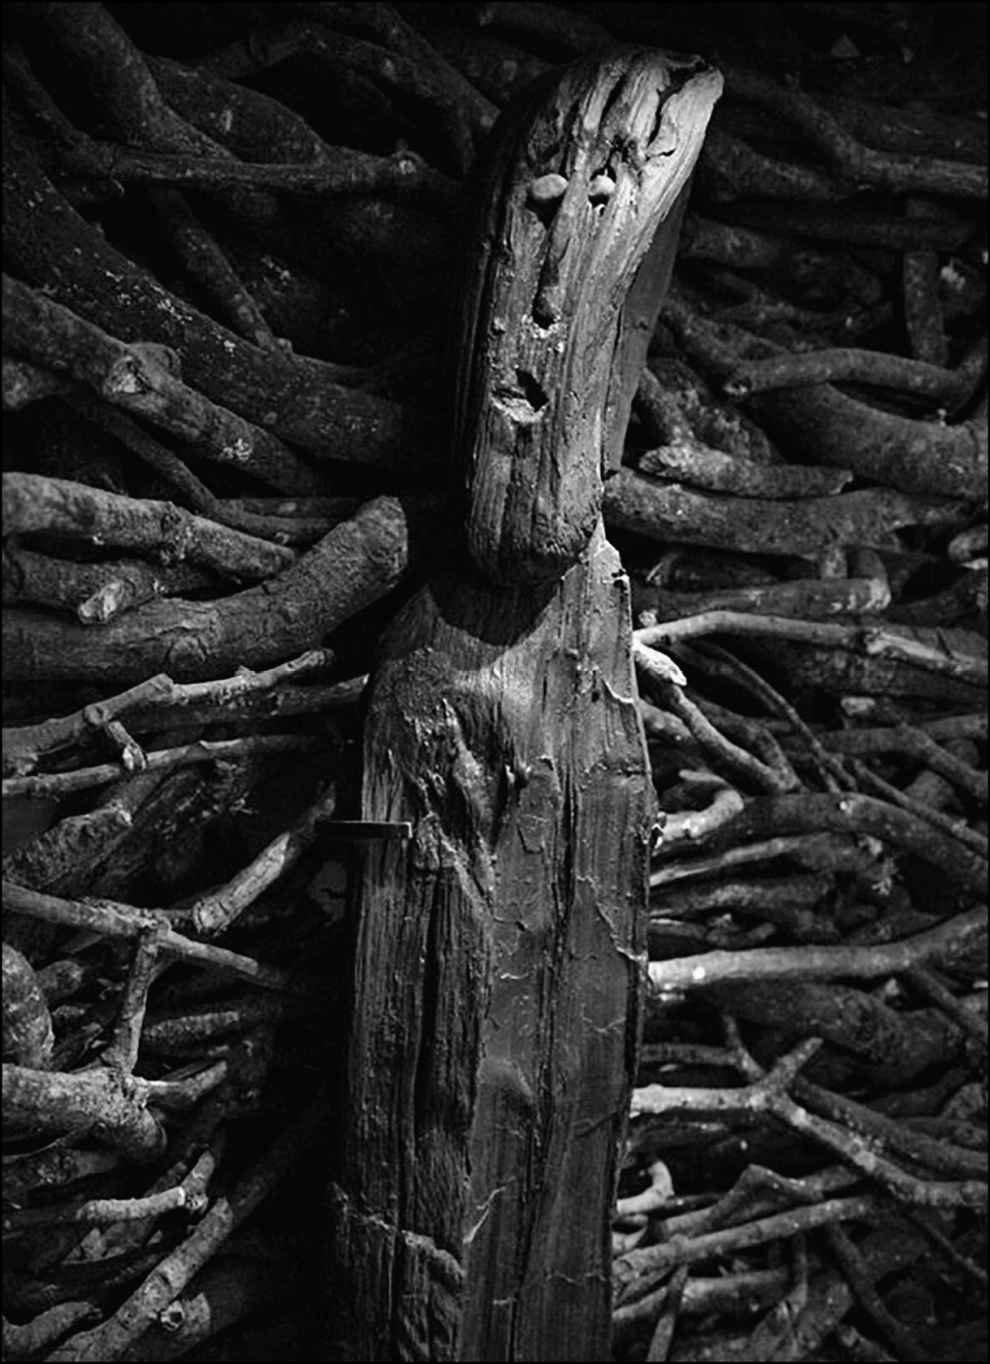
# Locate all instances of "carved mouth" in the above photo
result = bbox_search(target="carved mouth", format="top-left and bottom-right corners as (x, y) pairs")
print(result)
(491, 368), (550, 424)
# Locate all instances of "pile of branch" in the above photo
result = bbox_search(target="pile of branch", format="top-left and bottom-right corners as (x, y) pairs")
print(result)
(2, 3), (986, 1361)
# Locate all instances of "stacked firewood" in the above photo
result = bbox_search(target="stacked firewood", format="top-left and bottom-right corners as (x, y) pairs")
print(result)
(2, 3), (986, 1360)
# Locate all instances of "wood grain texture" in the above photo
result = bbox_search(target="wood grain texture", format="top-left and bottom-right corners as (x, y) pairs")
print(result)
(332, 45), (721, 1362)
(455, 49), (722, 585)
(334, 528), (654, 1360)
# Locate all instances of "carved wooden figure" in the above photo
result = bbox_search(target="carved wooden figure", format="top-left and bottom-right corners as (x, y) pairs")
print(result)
(331, 48), (721, 1362)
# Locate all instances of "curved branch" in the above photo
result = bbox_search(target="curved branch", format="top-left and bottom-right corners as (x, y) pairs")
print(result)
(2, 495), (431, 683)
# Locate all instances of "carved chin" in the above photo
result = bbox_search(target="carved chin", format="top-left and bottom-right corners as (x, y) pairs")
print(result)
(469, 496), (601, 587)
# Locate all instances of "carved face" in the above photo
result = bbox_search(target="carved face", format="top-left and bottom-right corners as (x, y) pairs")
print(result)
(456, 49), (722, 586)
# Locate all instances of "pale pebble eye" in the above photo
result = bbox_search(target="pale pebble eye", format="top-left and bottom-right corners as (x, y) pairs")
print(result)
(528, 172), (569, 206)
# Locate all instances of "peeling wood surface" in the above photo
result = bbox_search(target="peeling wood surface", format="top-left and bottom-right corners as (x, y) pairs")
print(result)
(334, 530), (654, 1359)
(332, 46), (720, 1362)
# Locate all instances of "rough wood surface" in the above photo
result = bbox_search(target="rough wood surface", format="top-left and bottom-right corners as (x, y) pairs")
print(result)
(454, 48), (722, 585)
(332, 47), (720, 1362)
(2, 496), (424, 684)
(332, 530), (654, 1361)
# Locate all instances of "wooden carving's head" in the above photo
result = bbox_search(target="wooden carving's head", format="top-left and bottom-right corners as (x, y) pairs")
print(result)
(455, 49), (722, 586)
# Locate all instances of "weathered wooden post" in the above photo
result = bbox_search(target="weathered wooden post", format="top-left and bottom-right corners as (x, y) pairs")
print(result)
(330, 48), (722, 1362)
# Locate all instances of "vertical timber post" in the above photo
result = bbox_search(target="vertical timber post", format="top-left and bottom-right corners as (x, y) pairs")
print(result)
(331, 48), (722, 1363)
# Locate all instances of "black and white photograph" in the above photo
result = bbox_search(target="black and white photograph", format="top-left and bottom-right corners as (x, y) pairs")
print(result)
(2, 3), (986, 1360)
